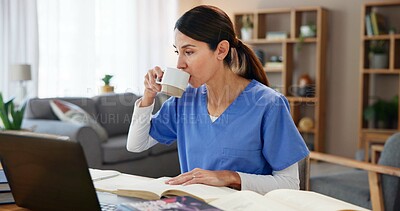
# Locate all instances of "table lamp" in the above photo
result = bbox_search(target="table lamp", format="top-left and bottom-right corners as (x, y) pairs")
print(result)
(10, 64), (32, 104)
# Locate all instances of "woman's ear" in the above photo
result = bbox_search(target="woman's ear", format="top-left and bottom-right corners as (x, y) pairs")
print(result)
(216, 40), (230, 61)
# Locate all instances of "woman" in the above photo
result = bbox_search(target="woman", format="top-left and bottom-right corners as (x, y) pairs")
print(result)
(127, 5), (309, 194)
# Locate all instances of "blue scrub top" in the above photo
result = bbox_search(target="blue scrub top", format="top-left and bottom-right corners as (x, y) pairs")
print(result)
(150, 79), (309, 175)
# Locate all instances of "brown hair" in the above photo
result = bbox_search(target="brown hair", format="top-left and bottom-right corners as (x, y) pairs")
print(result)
(175, 5), (269, 86)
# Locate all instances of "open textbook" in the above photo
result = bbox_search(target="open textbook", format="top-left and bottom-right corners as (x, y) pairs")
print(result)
(103, 177), (236, 203)
(209, 189), (370, 211)
(89, 168), (121, 181)
(90, 169), (235, 203)
(90, 169), (368, 210)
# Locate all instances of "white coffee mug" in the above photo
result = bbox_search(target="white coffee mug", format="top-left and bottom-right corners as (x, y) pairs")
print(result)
(156, 67), (190, 98)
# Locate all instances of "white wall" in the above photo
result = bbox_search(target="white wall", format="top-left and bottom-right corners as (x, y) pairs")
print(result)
(177, 0), (384, 157)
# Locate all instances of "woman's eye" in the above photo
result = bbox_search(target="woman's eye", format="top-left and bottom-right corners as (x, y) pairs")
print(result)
(185, 51), (193, 56)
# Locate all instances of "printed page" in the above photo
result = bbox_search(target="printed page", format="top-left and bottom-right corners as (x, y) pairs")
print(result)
(265, 189), (370, 211)
(117, 177), (236, 202)
(89, 168), (121, 181)
(94, 173), (152, 193)
(210, 190), (297, 211)
(118, 196), (222, 211)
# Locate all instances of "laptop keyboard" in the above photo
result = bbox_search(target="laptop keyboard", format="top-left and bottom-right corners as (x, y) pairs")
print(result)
(100, 202), (117, 211)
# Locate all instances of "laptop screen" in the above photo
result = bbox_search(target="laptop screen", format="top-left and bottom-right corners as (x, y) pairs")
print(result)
(0, 132), (101, 211)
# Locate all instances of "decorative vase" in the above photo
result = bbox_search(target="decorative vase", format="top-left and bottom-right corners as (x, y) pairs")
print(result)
(101, 85), (114, 93)
(241, 28), (253, 41)
(297, 74), (315, 97)
(369, 53), (388, 69)
(300, 25), (316, 37)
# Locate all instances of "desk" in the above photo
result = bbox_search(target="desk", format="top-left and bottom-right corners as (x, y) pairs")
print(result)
(0, 205), (28, 211)
(1, 167), (370, 211)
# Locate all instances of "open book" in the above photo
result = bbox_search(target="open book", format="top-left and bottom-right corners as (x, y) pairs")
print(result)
(209, 189), (370, 211)
(114, 177), (236, 203)
(91, 169), (236, 203)
(89, 168), (121, 181)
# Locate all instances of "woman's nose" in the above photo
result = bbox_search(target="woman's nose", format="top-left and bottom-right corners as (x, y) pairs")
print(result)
(176, 56), (187, 70)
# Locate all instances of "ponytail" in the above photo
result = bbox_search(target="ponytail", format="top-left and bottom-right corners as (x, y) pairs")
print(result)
(231, 40), (269, 86)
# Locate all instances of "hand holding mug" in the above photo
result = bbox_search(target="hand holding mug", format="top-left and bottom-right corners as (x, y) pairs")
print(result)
(155, 67), (190, 98)
(144, 66), (164, 96)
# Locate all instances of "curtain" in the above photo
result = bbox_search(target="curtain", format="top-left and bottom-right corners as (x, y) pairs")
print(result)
(37, 0), (178, 97)
(0, 0), (39, 100)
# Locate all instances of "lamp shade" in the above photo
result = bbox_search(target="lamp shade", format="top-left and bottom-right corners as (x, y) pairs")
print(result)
(10, 64), (32, 81)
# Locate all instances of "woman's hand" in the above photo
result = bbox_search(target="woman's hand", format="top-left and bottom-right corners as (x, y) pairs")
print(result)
(165, 168), (241, 189)
(141, 66), (164, 107)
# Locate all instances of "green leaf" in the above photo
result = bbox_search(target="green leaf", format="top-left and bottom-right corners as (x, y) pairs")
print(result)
(0, 92), (26, 130)
(0, 93), (11, 129)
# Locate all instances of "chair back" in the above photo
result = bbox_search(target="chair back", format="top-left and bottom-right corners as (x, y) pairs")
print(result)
(298, 155), (310, 190)
(378, 133), (400, 211)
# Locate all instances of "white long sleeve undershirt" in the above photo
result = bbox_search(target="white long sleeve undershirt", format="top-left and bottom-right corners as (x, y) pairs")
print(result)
(126, 98), (300, 195)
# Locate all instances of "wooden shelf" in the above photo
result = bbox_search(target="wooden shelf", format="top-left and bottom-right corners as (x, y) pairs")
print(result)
(287, 97), (317, 103)
(287, 38), (318, 43)
(235, 7), (327, 152)
(363, 34), (400, 40)
(365, 1), (400, 7)
(298, 128), (316, 134)
(361, 129), (399, 134)
(362, 69), (400, 74)
(246, 38), (317, 44)
(358, 2), (400, 156)
(265, 68), (283, 73)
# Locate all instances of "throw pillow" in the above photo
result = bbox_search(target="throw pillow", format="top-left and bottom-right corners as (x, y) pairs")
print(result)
(49, 99), (108, 142)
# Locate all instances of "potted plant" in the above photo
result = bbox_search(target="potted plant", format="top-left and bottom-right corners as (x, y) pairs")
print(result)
(369, 40), (388, 69)
(101, 74), (114, 93)
(240, 14), (253, 41)
(363, 96), (398, 129)
(0, 93), (26, 130)
(296, 23), (316, 52)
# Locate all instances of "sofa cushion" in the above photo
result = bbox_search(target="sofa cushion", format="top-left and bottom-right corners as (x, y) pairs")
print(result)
(93, 93), (139, 136)
(310, 170), (371, 209)
(25, 97), (96, 120)
(49, 99), (108, 142)
(101, 135), (149, 164)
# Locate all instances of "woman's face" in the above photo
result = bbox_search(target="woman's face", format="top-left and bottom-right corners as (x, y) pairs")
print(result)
(174, 29), (219, 88)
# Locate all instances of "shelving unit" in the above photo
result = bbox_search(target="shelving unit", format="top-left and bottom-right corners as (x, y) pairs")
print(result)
(358, 1), (400, 161)
(234, 7), (327, 152)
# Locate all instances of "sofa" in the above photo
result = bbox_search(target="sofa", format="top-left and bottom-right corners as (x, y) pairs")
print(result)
(22, 92), (181, 178)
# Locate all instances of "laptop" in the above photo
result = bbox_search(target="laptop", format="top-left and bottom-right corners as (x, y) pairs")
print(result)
(0, 132), (140, 211)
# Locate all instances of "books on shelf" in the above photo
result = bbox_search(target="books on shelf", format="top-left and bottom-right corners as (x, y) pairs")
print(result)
(266, 31), (288, 40)
(365, 14), (373, 36)
(370, 12), (387, 35)
(117, 196), (221, 211)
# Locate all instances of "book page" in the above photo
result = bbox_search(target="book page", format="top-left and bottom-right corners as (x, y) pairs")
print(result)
(89, 168), (121, 181)
(118, 196), (222, 211)
(94, 173), (152, 193)
(117, 177), (236, 202)
(210, 190), (297, 211)
(265, 189), (370, 211)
